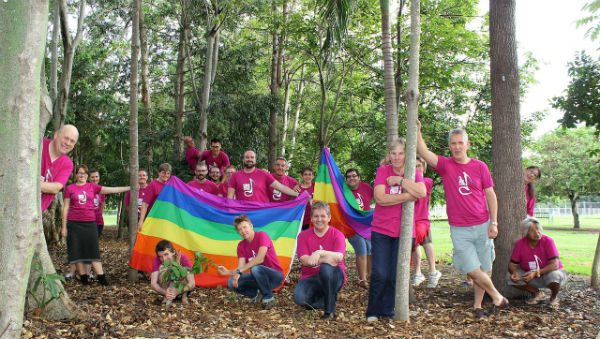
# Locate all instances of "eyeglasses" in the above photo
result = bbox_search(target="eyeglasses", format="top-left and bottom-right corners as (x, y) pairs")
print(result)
(346, 175), (359, 179)
(77, 172), (87, 176)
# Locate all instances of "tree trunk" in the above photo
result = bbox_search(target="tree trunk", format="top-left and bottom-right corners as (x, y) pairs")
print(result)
(139, 0), (153, 171)
(288, 66), (305, 167)
(268, 1), (281, 167)
(569, 192), (580, 229)
(117, 196), (127, 240)
(380, 0), (398, 144)
(174, 27), (186, 162)
(200, 31), (216, 152)
(394, 0), (420, 322)
(1, 2), (76, 336)
(592, 234), (600, 289)
(489, 0), (525, 296)
(281, 73), (292, 157)
(53, 0), (85, 131)
(395, 0), (406, 107)
(128, 0), (141, 282)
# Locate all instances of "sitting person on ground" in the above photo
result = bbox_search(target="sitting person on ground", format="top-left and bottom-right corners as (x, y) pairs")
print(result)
(412, 156), (442, 288)
(507, 217), (567, 310)
(217, 215), (284, 309)
(294, 202), (346, 320)
(150, 240), (195, 304)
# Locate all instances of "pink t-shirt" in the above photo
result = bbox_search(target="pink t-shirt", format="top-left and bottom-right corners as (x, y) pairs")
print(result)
(296, 226), (346, 282)
(187, 179), (220, 195)
(152, 253), (192, 272)
(236, 231), (283, 273)
(200, 150), (230, 172)
(185, 146), (201, 171)
(371, 165), (424, 238)
(228, 168), (275, 202)
(299, 183), (315, 225)
(434, 156), (494, 227)
(414, 177), (433, 223)
(269, 174), (299, 202)
(143, 180), (167, 214)
(351, 182), (373, 211)
(65, 183), (103, 222)
(94, 193), (106, 225)
(526, 184), (536, 217)
(510, 235), (563, 271)
(41, 138), (74, 212)
(125, 185), (150, 215)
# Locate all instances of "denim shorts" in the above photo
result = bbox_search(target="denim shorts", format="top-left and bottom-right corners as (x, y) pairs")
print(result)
(348, 234), (372, 256)
(450, 221), (495, 273)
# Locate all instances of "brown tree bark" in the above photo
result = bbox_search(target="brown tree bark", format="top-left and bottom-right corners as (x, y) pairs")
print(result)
(174, 27), (186, 162)
(489, 0), (526, 296)
(53, 0), (86, 131)
(268, 0), (287, 166)
(139, 0), (153, 171)
(128, 0), (141, 282)
(569, 192), (580, 229)
(394, 0), (420, 322)
(381, 0), (398, 144)
(592, 234), (600, 289)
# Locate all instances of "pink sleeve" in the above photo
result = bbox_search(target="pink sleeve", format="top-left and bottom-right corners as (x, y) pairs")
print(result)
(264, 171), (276, 186)
(332, 229), (346, 254)
(143, 184), (156, 204)
(64, 185), (73, 200)
(296, 232), (309, 258)
(374, 166), (387, 186)
(151, 257), (161, 272)
(545, 237), (560, 259)
(229, 173), (238, 189)
(434, 155), (446, 175)
(93, 183), (103, 194)
(510, 240), (521, 263)
(222, 153), (230, 168)
(124, 191), (130, 207)
(54, 160), (73, 187)
(481, 162), (494, 189)
(415, 170), (424, 183)
(257, 232), (272, 249)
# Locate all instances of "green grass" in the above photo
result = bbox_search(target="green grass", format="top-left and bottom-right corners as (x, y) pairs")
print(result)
(420, 220), (598, 276)
(539, 215), (600, 230)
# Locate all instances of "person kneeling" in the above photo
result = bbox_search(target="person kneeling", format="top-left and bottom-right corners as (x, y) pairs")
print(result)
(217, 215), (284, 309)
(294, 202), (346, 320)
(150, 240), (195, 305)
(507, 217), (567, 310)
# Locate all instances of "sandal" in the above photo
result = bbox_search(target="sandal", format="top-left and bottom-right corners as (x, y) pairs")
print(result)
(526, 291), (545, 305)
(358, 279), (369, 289)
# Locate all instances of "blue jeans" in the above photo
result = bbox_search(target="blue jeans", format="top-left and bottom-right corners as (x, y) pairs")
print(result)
(366, 231), (399, 318)
(294, 264), (344, 314)
(227, 265), (284, 300)
(348, 234), (372, 256)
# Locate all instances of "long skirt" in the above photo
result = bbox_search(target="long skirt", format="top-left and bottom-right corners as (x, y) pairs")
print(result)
(67, 220), (101, 263)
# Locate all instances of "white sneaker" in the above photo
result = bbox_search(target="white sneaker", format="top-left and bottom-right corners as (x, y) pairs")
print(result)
(412, 273), (426, 287)
(366, 316), (378, 322)
(427, 271), (442, 288)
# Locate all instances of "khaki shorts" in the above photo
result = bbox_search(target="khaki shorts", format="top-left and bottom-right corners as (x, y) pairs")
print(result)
(450, 221), (495, 274)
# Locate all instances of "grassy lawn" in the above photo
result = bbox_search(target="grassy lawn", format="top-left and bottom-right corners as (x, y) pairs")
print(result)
(422, 220), (598, 276)
(540, 215), (600, 230)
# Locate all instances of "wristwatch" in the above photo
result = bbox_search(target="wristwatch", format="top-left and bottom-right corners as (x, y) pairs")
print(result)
(490, 221), (498, 225)
(235, 269), (242, 275)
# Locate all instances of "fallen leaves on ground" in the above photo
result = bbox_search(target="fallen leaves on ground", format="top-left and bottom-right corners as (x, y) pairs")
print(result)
(24, 229), (600, 338)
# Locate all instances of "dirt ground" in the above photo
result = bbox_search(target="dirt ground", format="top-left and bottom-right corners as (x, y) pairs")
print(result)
(22, 229), (600, 338)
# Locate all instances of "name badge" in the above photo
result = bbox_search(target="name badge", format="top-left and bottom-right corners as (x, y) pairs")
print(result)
(528, 261), (538, 271)
(243, 183), (251, 191)
(390, 186), (400, 195)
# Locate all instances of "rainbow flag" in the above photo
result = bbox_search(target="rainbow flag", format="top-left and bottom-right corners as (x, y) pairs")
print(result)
(313, 147), (373, 239)
(129, 176), (309, 288)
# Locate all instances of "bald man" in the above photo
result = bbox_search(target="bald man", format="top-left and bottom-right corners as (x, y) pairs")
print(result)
(41, 124), (79, 212)
(228, 150), (299, 202)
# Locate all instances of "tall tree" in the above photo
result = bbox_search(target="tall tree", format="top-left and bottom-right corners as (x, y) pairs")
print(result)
(1, 1), (50, 337)
(139, 0), (153, 171)
(553, 52), (600, 133)
(380, 0), (398, 144)
(128, 0), (141, 281)
(532, 127), (600, 229)
(395, 0), (421, 322)
(53, 0), (86, 131)
(489, 0), (525, 295)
